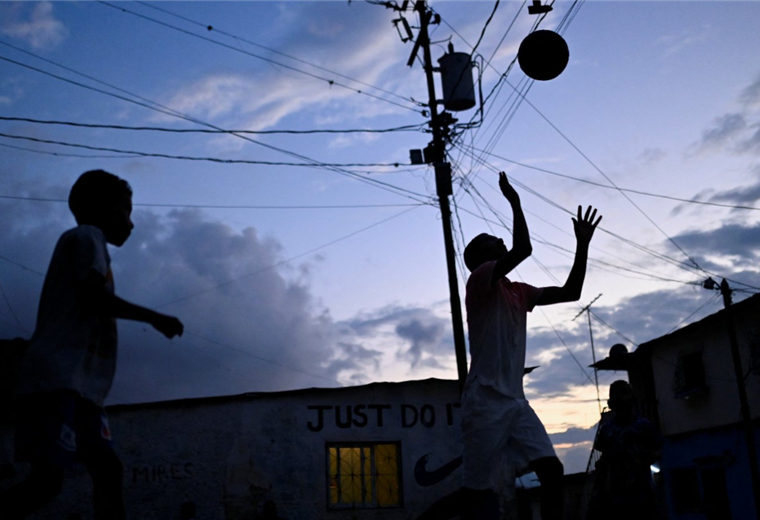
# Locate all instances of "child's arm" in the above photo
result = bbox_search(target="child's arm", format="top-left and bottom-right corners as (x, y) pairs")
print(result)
(490, 172), (533, 285)
(79, 273), (183, 338)
(536, 205), (602, 306)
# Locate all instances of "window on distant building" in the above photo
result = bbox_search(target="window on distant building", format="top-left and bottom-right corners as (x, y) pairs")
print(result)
(673, 351), (708, 399)
(326, 442), (402, 509)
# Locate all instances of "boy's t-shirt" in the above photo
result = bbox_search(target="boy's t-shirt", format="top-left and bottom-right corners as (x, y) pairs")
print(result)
(16, 225), (117, 407)
(465, 260), (543, 399)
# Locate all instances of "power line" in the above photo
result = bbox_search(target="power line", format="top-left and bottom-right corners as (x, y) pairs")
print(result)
(0, 193), (425, 211)
(0, 141), (137, 160)
(97, 1), (423, 115)
(186, 330), (342, 386)
(665, 292), (721, 335)
(0, 116), (427, 136)
(455, 175), (701, 286)
(468, 0), (501, 58)
(0, 51), (431, 203)
(155, 205), (423, 309)
(0, 254), (46, 276)
(500, 77), (705, 273)
(458, 175), (680, 354)
(0, 206), (422, 389)
(451, 143), (711, 276)
(0, 131), (415, 169)
(458, 143), (760, 212)
(135, 0), (418, 108)
(0, 140), (427, 176)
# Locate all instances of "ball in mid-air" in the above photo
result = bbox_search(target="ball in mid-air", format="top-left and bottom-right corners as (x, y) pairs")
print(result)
(518, 30), (569, 81)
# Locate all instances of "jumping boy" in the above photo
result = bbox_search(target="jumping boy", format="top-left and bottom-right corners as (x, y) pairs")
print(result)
(460, 172), (601, 520)
(0, 170), (184, 520)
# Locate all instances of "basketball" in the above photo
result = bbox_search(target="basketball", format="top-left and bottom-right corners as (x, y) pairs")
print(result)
(517, 30), (569, 81)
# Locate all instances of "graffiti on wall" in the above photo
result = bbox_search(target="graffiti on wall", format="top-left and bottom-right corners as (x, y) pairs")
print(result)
(132, 462), (195, 484)
(306, 402), (461, 432)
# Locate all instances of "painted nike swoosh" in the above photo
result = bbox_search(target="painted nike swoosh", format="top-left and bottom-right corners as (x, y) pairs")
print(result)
(414, 454), (463, 487)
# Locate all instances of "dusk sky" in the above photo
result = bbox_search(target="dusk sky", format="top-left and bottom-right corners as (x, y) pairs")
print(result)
(2, 1), (760, 474)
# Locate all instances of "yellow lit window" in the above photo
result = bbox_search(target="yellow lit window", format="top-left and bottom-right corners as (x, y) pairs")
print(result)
(327, 443), (402, 509)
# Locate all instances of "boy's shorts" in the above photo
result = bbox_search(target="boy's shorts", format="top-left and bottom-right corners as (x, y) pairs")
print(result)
(14, 390), (115, 468)
(461, 381), (555, 495)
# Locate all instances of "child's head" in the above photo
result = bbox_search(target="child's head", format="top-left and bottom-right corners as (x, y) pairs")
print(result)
(464, 233), (507, 272)
(608, 380), (637, 418)
(69, 170), (134, 246)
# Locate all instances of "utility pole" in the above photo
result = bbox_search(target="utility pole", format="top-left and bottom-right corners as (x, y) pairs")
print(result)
(405, 1), (469, 391)
(715, 278), (760, 520)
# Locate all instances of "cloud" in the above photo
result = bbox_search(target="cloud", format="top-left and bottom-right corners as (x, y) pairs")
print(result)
(692, 72), (760, 157)
(0, 2), (67, 51)
(637, 147), (667, 164)
(152, 3), (410, 139)
(341, 304), (455, 371)
(669, 222), (760, 261)
(740, 73), (760, 110)
(708, 180), (760, 206)
(737, 126), (760, 155)
(547, 425), (598, 474)
(549, 425), (598, 447)
(0, 177), (397, 404)
(655, 26), (710, 58)
(1, 173), (469, 404)
(695, 113), (748, 153)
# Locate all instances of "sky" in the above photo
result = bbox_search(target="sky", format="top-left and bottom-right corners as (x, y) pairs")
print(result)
(2, 0), (760, 475)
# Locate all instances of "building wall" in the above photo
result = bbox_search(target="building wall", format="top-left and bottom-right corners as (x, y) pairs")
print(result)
(649, 300), (760, 437)
(661, 425), (760, 520)
(1, 379), (467, 520)
(637, 295), (760, 520)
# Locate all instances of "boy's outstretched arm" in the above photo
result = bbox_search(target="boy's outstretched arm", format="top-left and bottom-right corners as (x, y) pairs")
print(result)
(537, 205), (602, 306)
(491, 172), (533, 284)
(79, 277), (183, 338)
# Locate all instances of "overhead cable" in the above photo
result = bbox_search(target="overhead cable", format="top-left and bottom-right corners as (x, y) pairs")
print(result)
(0, 193), (424, 211)
(155, 205), (423, 309)
(96, 1), (423, 115)
(135, 1), (417, 107)
(452, 143), (707, 275)
(0, 53), (431, 203)
(0, 116), (427, 135)
(0, 141), (426, 176)
(453, 195), (699, 286)
(458, 143), (760, 212)
(0, 132), (413, 169)
(501, 77), (706, 273)
(186, 330), (342, 386)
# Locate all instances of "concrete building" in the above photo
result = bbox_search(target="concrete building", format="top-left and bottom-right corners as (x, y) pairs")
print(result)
(2, 334), (597, 520)
(1, 377), (468, 520)
(593, 292), (760, 520)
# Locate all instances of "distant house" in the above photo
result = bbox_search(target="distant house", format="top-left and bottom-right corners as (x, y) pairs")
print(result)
(593, 293), (760, 520)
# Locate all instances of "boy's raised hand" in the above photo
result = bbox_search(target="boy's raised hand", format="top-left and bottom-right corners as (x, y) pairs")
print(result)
(151, 313), (184, 339)
(572, 205), (602, 244)
(498, 172), (520, 205)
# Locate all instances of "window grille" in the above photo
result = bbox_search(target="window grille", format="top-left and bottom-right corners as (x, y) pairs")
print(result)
(327, 442), (402, 509)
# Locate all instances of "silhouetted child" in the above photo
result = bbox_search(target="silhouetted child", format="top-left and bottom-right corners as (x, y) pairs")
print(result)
(0, 170), (183, 520)
(459, 172), (601, 520)
(588, 380), (662, 520)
